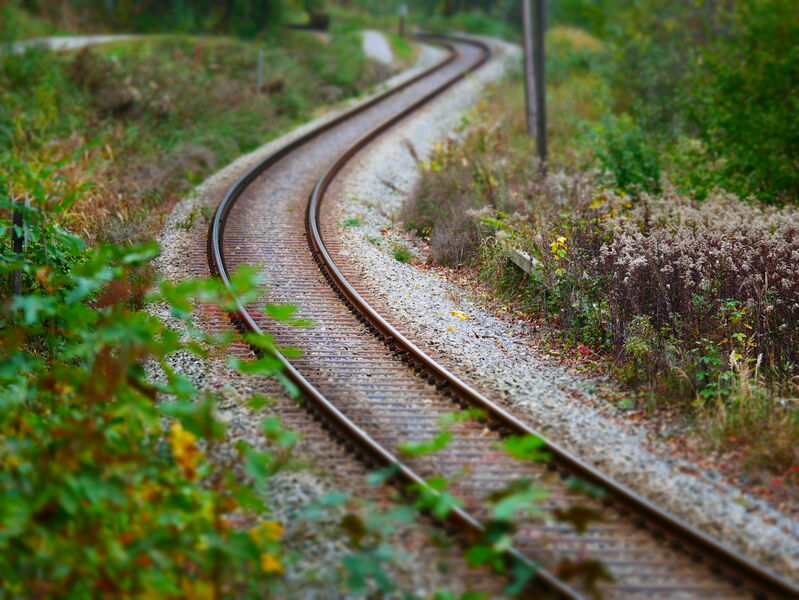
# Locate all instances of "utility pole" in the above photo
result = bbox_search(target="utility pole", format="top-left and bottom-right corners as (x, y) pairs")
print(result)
(522, 0), (547, 169)
(398, 3), (407, 38)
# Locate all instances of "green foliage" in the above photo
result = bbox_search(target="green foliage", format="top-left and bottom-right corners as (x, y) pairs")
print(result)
(558, 0), (799, 202)
(501, 435), (549, 463)
(684, 0), (799, 201)
(1, 32), (376, 243)
(317, 28), (368, 93)
(594, 114), (661, 195)
(391, 243), (413, 263)
(0, 2), (64, 41)
(386, 32), (416, 66)
(0, 159), (301, 596)
(426, 10), (515, 39)
(6, 0), (288, 38)
(399, 431), (453, 458)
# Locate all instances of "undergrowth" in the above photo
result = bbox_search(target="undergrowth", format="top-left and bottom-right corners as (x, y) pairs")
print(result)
(1, 31), (388, 245)
(0, 153), (610, 599)
(406, 26), (799, 483)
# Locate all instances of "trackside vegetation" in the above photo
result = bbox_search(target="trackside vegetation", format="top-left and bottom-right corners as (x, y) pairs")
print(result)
(0, 161), (603, 595)
(1, 8), (603, 595)
(405, 1), (799, 486)
(1, 19), (389, 244)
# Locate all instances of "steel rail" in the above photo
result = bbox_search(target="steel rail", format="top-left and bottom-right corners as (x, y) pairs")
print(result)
(209, 37), (579, 598)
(207, 33), (799, 599)
(304, 35), (799, 600)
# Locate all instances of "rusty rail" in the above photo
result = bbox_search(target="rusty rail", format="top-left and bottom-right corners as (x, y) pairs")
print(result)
(208, 34), (799, 599)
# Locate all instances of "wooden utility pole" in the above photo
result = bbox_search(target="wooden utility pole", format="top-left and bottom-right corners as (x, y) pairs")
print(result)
(522, 0), (547, 168)
(398, 3), (407, 38)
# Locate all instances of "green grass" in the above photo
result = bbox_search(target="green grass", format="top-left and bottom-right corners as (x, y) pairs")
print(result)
(386, 32), (417, 67)
(0, 3), (68, 40)
(391, 243), (413, 263)
(1, 31), (383, 244)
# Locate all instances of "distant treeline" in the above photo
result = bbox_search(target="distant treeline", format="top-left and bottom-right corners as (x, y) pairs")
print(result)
(552, 0), (799, 202)
(13, 0), (305, 36)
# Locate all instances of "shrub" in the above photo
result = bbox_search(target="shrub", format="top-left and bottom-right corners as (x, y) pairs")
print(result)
(409, 68), (799, 473)
(557, 0), (799, 202)
(1, 32), (379, 245)
(594, 114), (661, 196)
(684, 0), (799, 202)
(0, 158), (298, 597)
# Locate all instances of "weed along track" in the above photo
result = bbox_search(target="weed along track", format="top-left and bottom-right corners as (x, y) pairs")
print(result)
(206, 36), (798, 599)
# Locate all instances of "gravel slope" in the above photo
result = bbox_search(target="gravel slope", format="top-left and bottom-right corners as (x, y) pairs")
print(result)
(327, 35), (799, 583)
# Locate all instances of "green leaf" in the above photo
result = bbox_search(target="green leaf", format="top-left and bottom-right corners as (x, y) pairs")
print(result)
(261, 415), (298, 448)
(244, 448), (273, 480)
(366, 464), (399, 486)
(398, 431), (452, 457)
(247, 395), (274, 410)
(487, 478), (549, 520)
(465, 544), (495, 567)
(502, 435), (550, 462)
(120, 241), (160, 264)
(11, 295), (57, 325)
(302, 491), (349, 520)
(506, 561), (537, 595)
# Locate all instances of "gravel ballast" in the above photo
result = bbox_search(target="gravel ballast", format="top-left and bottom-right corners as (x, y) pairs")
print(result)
(151, 42), (511, 597)
(327, 36), (799, 582)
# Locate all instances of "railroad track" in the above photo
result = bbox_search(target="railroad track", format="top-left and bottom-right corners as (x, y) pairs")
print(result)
(205, 35), (799, 599)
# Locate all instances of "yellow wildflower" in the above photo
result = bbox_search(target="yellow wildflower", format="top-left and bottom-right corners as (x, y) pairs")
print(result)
(250, 520), (284, 543)
(170, 422), (201, 480)
(260, 553), (284, 575)
(550, 235), (568, 258)
(179, 579), (214, 599)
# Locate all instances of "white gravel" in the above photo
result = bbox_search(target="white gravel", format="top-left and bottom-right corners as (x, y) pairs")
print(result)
(362, 30), (394, 65)
(10, 34), (137, 54)
(329, 35), (799, 583)
(151, 43), (495, 598)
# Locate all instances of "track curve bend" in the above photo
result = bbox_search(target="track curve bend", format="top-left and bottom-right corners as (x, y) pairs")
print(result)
(208, 36), (798, 599)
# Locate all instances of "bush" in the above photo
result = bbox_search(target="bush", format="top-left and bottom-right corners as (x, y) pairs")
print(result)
(409, 69), (799, 474)
(557, 0), (799, 202)
(594, 114), (661, 196)
(0, 158), (298, 596)
(684, 0), (799, 202)
(1, 32), (380, 245)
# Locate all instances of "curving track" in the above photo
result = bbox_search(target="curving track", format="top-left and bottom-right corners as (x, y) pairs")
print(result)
(205, 36), (799, 599)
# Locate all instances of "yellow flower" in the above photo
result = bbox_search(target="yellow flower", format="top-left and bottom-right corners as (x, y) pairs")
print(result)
(179, 579), (214, 599)
(550, 235), (568, 258)
(450, 310), (469, 320)
(260, 553), (284, 575)
(250, 520), (284, 543)
(170, 422), (201, 480)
